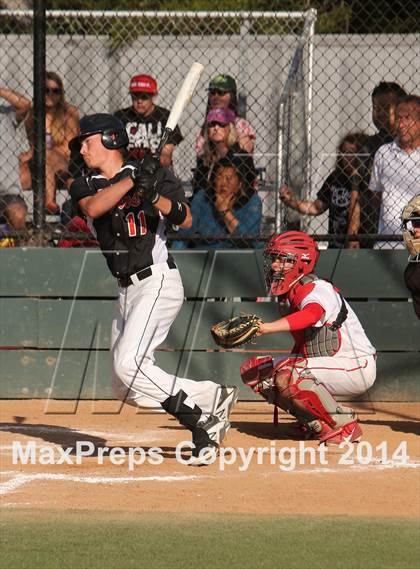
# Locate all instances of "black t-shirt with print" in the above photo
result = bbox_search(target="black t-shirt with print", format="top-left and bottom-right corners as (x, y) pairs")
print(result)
(317, 170), (353, 248)
(70, 159), (185, 279)
(357, 130), (394, 246)
(114, 105), (183, 160)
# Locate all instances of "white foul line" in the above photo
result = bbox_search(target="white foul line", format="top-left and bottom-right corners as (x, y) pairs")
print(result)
(0, 472), (198, 496)
(0, 424), (164, 443)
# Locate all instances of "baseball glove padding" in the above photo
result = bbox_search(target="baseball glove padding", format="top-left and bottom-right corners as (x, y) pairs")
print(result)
(211, 314), (262, 348)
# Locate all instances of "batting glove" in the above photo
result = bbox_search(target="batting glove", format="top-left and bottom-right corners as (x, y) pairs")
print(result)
(131, 155), (160, 204)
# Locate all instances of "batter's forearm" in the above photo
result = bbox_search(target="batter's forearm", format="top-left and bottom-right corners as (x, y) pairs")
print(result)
(155, 195), (192, 228)
(79, 177), (134, 218)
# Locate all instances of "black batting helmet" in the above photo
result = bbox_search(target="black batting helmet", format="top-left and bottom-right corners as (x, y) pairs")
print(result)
(69, 113), (128, 152)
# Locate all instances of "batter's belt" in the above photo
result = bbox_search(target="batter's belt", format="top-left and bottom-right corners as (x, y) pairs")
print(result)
(117, 259), (177, 288)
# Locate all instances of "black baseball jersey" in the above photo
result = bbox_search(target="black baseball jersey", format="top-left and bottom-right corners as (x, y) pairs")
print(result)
(316, 170), (353, 249)
(70, 160), (185, 279)
(114, 105), (183, 160)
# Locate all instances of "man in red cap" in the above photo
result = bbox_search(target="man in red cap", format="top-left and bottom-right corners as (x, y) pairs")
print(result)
(114, 74), (183, 167)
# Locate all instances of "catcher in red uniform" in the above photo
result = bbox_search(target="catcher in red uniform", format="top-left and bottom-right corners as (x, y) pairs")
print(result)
(240, 231), (377, 444)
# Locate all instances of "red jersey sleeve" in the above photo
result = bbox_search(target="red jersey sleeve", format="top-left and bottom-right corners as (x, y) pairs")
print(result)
(285, 302), (325, 331)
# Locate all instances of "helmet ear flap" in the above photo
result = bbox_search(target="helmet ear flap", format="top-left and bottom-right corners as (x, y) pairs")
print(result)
(101, 128), (129, 149)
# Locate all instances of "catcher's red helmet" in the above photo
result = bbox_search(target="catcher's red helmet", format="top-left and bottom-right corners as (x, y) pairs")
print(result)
(263, 231), (319, 296)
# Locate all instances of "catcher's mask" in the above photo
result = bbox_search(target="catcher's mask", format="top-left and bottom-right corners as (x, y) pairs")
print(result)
(401, 194), (420, 261)
(69, 113), (128, 152)
(264, 231), (319, 296)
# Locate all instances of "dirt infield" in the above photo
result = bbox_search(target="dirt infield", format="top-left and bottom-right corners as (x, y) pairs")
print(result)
(1, 400), (419, 517)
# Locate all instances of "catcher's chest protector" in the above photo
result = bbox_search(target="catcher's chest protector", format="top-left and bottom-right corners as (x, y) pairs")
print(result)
(303, 325), (340, 357)
(296, 275), (348, 358)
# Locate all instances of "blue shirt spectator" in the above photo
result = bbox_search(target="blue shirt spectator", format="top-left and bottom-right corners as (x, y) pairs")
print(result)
(173, 157), (262, 249)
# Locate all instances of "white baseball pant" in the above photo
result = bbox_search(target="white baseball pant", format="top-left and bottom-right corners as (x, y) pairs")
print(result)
(274, 353), (377, 396)
(111, 262), (219, 414)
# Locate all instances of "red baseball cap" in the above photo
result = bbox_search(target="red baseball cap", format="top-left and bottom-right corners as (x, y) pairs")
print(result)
(129, 74), (158, 94)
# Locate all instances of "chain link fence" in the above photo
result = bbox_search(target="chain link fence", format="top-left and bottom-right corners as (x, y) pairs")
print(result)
(0, 4), (419, 249)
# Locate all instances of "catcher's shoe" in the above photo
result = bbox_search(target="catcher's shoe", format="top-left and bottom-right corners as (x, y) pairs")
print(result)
(214, 386), (240, 423)
(284, 419), (329, 440)
(283, 420), (310, 439)
(318, 419), (362, 445)
(190, 415), (230, 466)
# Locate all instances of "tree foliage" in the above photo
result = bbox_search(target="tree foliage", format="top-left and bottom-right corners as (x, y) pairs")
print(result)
(40, 0), (419, 34)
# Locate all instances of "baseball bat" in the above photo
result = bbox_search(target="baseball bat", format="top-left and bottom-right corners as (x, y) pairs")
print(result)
(155, 62), (205, 157)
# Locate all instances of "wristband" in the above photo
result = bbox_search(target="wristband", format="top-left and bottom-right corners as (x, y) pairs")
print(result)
(150, 192), (160, 204)
(166, 200), (188, 225)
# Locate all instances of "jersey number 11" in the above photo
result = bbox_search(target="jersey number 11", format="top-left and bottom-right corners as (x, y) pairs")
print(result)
(126, 211), (147, 237)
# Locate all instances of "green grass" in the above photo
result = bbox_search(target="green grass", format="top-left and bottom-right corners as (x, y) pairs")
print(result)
(0, 510), (419, 569)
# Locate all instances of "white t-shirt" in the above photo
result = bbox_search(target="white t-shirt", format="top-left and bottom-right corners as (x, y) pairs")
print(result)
(369, 141), (420, 234)
(0, 104), (28, 195)
(299, 279), (376, 358)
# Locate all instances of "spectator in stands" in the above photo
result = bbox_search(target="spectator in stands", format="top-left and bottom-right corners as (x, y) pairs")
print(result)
(401, 194), (420, 319)
(0, 86), (31, 237)
(347, 81), (407, 248)
(23, 71), (80, 214)
(114, 74), (183, 167)
(173, 156), (262, 250)
(196, 73), (256, 156)
(280, 132), (368, 248)
(192, 108), (257, 195)
(368, 95), (420, 246)
(57, 214), (98, 249)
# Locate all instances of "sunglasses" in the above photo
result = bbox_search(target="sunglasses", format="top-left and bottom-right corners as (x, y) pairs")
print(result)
(209, 89), (229, 96)
(46, 87), (62, 95)
(207, 121), (228, 128)
(131, 92), (153, 101)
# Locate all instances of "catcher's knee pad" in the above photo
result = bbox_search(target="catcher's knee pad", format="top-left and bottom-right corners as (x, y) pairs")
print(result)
(240, 356), (273, 389)
(282, 371), (355, 428)
(272, 356), (308, 391)
(240, 356), (278, 405)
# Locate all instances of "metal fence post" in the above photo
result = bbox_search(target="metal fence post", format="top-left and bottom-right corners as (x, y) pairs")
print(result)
(33, 0), (46, 230)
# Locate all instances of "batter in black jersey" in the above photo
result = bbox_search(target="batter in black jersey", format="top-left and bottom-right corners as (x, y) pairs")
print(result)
(114, 74), (183, 167)
(69, 113), (238, 465)
(71, 158), (184, 280)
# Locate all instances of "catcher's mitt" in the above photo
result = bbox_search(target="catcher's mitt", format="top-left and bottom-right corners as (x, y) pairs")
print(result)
(211, 314), (262, 348)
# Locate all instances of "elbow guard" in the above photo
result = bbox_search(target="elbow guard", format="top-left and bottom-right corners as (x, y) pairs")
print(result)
(165, 200), (188, 225)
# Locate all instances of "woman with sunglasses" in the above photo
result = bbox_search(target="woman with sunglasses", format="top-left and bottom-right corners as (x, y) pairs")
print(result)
(192, 107), (257, 195)
(23, 71), (80, 214)
(114, 74), (183, 167)
(195, 74), (256, 157)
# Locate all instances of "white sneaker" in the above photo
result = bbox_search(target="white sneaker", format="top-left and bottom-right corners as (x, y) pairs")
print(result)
(214, 386), (240, 423)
